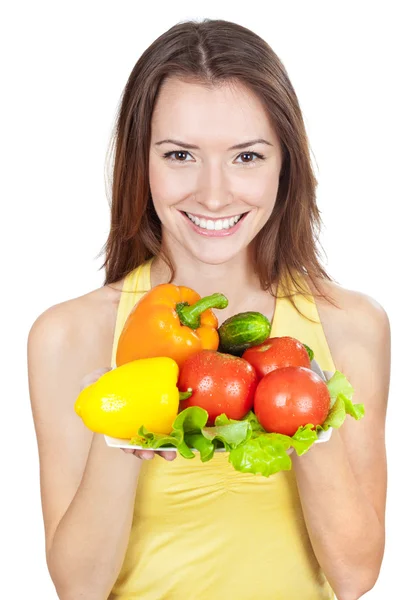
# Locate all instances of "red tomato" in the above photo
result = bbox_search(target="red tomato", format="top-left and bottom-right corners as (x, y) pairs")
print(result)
(242, 336), (311, 379)
(178, 350), (258, 425)
(254, 366), (330, 436)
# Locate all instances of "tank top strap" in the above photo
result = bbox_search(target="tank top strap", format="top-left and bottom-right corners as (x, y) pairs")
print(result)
(110, 257), (154, 368)
(270, 270), (336, 373)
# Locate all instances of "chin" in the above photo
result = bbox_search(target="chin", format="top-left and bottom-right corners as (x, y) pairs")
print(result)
(189, 245), (244, 266)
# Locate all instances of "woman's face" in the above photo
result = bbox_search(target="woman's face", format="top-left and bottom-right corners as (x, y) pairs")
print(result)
(149, 77), (283, 265)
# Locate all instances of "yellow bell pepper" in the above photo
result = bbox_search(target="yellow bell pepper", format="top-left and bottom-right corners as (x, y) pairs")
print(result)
(74, 356), (191, 439)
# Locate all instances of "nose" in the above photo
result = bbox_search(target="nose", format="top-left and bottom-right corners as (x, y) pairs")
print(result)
(196, 161), (234, 214)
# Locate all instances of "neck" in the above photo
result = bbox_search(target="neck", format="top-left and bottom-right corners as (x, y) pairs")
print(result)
(150, 242), (272, 320)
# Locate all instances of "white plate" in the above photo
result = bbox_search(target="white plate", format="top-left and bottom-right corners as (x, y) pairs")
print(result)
(104, 358), (333, 450)
(104, 436), (227, 451)
(105, 426), (332, 451)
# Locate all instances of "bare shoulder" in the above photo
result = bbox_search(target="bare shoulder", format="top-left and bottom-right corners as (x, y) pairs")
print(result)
(28, 277), (125, 363)
(307, 274), (389, 321)
(305, 275), (390, 372)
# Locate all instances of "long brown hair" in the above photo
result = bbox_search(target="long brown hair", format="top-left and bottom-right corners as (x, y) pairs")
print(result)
(97, 18), (340, 320)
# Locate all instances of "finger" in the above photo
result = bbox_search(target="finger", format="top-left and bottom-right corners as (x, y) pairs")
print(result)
(158, 450), (177, 461)
(134, 449), (155, 460)
(121, 448), (176, 460)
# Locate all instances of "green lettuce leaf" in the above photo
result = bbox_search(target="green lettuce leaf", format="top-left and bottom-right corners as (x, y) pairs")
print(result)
(326, 370), (355, 407)
(318, 396), (347, 430)
(129, 406), (209, 459)
(128, 370), (364, 478)
(291, 424), (319, 455)
(239, 410), (265, 432)
(185, 432), (215, 462)
(202, 416), (251, 448)
(318, 370), (365, 429)
(339, 393), (365, 420)
(228, 422), (317, 477)
(229, 436), (292, 477)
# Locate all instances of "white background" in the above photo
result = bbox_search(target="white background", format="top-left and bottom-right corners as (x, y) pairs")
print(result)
(2, 1), (398, 598)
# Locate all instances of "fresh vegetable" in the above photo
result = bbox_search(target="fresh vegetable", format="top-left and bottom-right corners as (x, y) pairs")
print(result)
(254, 366), (331, 436)
(320, 370), (365, 427)
(178, 349), (258, 425)
(303, 343), (314, 361)
(242, 336), (311, 379)
(116, 283), (228, 369)
(74, 357), (191, 438)
(130, 369), (364, 477)
(217, 311), (271, 356)
(130, 407), (316, 473)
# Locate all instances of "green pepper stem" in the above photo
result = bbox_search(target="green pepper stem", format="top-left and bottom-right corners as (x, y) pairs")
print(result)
(176, 293), (228, 329)
(179, 389), (193, 401)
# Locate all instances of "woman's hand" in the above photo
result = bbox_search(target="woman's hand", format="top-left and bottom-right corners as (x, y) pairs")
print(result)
(122, 447), (177, 461)
(79, 367), (177, 462)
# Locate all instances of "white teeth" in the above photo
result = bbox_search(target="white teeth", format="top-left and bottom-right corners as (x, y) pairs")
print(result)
(186, 212), (243, 230)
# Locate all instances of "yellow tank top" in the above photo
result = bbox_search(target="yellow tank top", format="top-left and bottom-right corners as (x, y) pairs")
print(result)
(108, 258), (336, 600)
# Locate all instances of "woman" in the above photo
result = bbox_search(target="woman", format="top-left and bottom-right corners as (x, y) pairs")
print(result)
(28, 18), (390, 600)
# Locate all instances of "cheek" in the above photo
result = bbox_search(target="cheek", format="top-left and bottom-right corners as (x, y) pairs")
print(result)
(149, 162), (192, 207)
(240, 178), (280, 210)
(231, 162), (281, 208)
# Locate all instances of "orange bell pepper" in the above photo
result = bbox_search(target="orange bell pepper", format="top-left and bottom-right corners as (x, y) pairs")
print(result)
(116, 283), (228, 369)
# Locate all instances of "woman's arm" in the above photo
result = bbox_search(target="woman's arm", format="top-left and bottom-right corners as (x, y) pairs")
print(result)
(292, 294), (390, 600)
(28, 302), (143, 600)
(48, 432), (142, 600)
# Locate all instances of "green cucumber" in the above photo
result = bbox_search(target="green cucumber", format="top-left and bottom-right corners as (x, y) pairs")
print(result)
(218, 311), (271, 356)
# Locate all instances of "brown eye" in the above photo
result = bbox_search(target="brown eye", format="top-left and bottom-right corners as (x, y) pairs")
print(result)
(163, 151), (191, 162)
(236, 152), (265, 164)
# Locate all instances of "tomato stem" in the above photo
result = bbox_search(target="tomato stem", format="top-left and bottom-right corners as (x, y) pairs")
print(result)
(179, 388), (193, 401)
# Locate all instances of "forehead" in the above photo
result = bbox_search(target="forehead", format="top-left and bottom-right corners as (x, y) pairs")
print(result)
(151, 77), (277, 144)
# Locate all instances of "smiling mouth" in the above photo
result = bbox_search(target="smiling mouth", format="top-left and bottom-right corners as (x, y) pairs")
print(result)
(181, 211), (249, 231)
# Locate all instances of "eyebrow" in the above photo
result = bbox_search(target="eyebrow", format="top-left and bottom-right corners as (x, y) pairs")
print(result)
(155, 138), (273, 150)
